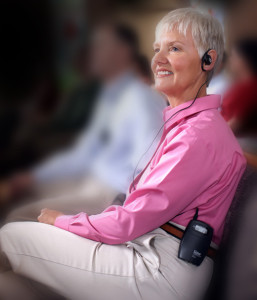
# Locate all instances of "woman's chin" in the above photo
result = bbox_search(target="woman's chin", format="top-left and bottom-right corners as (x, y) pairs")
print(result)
(154, 82), (174, 96)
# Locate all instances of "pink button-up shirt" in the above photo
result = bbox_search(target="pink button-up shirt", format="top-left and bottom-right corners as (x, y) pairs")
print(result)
(55, 94), (246, 245)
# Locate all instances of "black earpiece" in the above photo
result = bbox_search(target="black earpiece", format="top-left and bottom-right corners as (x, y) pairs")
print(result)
(201, 49), (212, 71)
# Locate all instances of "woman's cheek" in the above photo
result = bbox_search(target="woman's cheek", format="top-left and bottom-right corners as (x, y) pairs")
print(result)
(170, 58), (187, 73)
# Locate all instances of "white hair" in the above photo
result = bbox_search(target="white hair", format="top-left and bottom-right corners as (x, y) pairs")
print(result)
(155, 7), (225, 82)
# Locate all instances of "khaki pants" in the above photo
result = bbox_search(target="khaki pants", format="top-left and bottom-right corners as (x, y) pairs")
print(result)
(0, 175), (124, 299)
(0, 222), (213, 300)
(0, 177), (213, 300)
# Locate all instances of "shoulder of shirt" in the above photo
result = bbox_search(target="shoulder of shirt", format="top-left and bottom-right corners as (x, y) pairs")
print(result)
(161, 110), (245, 169)
(165, 109), (232, 147)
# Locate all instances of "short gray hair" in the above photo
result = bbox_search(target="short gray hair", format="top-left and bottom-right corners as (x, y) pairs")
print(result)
(155, 8), (225, 82)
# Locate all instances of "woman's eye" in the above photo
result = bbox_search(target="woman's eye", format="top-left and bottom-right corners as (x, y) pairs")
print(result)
(153, 48), (160, 53)
(169, 46), (179, 52)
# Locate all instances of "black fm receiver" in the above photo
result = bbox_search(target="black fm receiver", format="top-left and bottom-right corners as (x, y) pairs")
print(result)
(178, 208), (213, 266)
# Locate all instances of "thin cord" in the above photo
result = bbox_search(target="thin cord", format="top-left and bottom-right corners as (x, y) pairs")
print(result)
(193, 207), (199, 220)
(131, 79), (209, 191)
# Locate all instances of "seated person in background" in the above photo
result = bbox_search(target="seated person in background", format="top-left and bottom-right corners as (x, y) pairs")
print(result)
(0, 22), (167, 220)
(221, 38), (257, 168)
(0, 8), (246, 300)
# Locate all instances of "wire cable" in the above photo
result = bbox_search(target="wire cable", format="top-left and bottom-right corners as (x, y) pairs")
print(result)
(131, 79), (209, 191)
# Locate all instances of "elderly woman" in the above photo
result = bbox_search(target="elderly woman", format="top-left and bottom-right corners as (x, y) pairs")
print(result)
(0, 8), (246, 300)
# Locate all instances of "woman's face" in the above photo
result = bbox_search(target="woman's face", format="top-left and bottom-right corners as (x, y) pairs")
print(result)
(151, 28), (203, 99)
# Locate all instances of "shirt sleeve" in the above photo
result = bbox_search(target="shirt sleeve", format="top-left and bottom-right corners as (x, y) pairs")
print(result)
(54, 128), (216, 244)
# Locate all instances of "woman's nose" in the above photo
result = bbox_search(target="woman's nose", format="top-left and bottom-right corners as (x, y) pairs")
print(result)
(153, 50), (168, 65)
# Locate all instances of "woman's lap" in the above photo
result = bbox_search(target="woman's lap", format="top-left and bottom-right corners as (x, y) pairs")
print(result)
(0, 222), (151, 300)
(0, 222), (213, 300)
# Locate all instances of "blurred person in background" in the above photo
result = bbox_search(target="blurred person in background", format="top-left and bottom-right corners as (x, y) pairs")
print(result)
(48, 45), (101, 134)
(133, 53), (153, 85)
(221, 38), (257, 168)
(0, 22), (166, 222)
(0, 8), (245, 300)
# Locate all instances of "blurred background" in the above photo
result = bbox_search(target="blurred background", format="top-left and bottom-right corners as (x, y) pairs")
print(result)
(0, 0), (256, 177)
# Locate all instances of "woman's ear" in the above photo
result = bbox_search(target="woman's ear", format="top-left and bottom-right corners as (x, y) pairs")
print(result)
(203, 49), (218, 72)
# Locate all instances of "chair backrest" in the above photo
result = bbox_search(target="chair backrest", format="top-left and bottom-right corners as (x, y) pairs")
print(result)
(205, 165), (257, 300)
(221, 165), (257, 247)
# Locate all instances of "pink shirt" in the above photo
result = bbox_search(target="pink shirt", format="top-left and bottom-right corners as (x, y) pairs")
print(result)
(55, 94), (246, 245)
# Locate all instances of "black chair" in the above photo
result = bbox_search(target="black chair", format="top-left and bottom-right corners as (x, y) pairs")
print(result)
(205, 165), (257, 300)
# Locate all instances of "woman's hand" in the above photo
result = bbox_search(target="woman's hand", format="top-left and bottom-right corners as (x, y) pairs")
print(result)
(38, 208), (64, 225)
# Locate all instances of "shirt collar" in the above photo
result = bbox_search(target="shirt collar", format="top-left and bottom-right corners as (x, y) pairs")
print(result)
(162, 94), (221, 131)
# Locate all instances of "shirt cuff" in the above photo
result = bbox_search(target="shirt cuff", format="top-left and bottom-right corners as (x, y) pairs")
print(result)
(54, 215), (72, 231)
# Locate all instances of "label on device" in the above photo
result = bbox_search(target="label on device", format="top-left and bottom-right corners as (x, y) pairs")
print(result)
(194, 225), (208, 234)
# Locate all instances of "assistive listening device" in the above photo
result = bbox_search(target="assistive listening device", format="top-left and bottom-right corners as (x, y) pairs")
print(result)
(178, 208), (213, 266)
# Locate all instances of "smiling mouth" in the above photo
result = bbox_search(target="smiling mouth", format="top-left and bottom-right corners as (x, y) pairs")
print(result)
(156, 71), (173, 78)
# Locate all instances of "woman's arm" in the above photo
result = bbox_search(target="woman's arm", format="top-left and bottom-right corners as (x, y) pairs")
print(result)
(38, 131), (234, 245)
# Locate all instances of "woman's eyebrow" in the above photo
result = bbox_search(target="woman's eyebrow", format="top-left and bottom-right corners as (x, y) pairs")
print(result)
(167, 40), (184, 46)
(153, 40), (185, 48)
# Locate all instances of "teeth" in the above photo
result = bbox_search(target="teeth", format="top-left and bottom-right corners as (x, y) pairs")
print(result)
(157, 71), (173, 75)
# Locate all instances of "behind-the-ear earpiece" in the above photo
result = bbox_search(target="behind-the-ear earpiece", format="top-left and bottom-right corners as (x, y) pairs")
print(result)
(201, 49), (212, 71)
